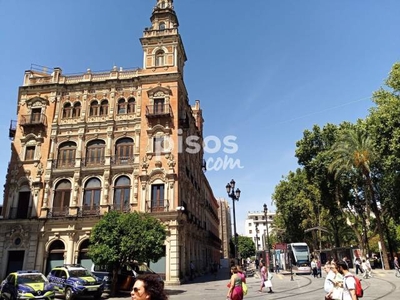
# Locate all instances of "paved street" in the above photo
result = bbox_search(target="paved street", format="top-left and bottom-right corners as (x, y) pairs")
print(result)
(105, 268), (400, 300)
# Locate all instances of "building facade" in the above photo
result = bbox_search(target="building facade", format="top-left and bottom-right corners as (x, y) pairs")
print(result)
(0, 0), (220, 284)
(244, 211), (276, 252)
(217, 198), (232, 259)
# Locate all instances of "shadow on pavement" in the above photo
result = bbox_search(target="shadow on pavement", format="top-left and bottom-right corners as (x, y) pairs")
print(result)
(182, 267), (231, 285)
(165, 289), (187, 295)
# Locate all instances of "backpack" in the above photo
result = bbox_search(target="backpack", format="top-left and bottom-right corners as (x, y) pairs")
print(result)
(345, 274), (363, 298)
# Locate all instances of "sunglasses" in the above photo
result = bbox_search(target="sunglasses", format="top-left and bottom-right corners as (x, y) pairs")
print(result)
(132, 287), (141, 293)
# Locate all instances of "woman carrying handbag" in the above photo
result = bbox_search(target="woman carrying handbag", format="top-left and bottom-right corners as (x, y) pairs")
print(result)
(258, 262), (274, 293)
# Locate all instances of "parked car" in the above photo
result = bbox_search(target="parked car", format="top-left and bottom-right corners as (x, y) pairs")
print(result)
(91, 262), (163, 292)
(47, 264), (104, 300)
(0, 270), (55, 300)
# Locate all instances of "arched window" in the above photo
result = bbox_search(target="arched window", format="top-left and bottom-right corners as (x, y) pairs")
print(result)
(160, 1), (166, 8)
(77, 239), (92, 270)
(113, 176), (131, 211)
(85, 140), (105, 166)
(127, 98), (135, 114)
(73, 102), (81, 118)
(115, 138), (134, 165)
(46, 240), (65, 274)
(63, 103), (72, 118)
(57, 141), (76, 168)
(90, 100), (99, 116)
(100, 99), (108, 116)
(117, 98), (127, 114)
(53, 180), (71, 214)
(159, 22), (166, 30)
(83, 178), (101, 211)
(155, 50), (165, 67)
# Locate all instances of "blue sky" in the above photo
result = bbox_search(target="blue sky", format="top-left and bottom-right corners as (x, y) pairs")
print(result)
(1, 0), (399, 234)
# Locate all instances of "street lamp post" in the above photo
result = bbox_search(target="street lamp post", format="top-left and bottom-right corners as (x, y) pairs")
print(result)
(226, 179), (241, 264)
(263, 203), (271, 272)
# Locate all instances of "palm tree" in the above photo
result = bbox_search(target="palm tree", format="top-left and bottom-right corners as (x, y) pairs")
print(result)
(328, 128), (389, 269)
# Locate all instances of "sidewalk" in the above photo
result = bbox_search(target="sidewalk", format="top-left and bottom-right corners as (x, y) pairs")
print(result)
(179, 267), (231, 285)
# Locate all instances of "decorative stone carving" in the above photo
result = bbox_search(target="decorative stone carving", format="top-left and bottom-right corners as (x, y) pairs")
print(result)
(37, 162), (44, 176)
(141, 156), (149, 170)
(167, 153), (176, 169)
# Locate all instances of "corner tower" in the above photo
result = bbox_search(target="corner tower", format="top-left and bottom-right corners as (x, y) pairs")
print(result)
(140, 0), (187, 75)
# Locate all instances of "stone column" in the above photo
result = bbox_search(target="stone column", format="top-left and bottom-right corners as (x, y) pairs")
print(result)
(166, 222), (181, 285)
(67, 233), (75, 264)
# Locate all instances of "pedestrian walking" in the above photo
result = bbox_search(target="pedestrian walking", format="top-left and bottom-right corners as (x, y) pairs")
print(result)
(275, 259), (280, 274)
(311, 259), (318, 278)
(361, 259), (371, 279)
(342, 256), (349, 269)
(324, 262), (344, 300)
(258, 262), (266, 292)
(353, 257), (363, 275)
(317, 259), (322, 278)
(337, 261), (357, 300)
(131, 273), (167, 300)
(190, 261), (195, 280)
(227, 266), (244, 300)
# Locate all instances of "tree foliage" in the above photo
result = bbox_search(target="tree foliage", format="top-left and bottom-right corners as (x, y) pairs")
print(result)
(237, 235), (256, 259)
(273, 62), (400, 265)
(88, 210), (166, 294)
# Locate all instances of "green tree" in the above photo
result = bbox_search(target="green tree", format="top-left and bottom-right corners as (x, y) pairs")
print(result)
(295, 123), (357, 249)
(237, 235), (256, 260)
(328, 128), (389, 269)
(88, 210), (166, 295)
(272, 168), (321, 246)
(366, 63), (400, 221)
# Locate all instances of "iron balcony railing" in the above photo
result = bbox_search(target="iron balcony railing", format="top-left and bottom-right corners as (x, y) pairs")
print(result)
(9, 120), (17, 140)
(52, 159), (76, 169)
(109, 203), (131, 212)
(111, 156), (134, 166)
(81, 157), (105, 167)
(48, 206), (69, 218)
(145, 200), (169, 213)
(145, 104), (173, 118)
(19, 113), (47, 126)
(78, 205), (101, 217)
(8, 207), (32, 219)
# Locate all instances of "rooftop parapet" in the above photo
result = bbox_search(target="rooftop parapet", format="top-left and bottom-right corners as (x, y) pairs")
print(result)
(23, 64), (142, 86)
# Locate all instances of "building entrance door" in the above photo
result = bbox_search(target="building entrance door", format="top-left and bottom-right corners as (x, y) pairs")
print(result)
(6, 250), (25, 274)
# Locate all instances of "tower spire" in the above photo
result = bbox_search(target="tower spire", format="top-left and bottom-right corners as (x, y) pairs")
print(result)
(140, 0), (187, 73)
(150, 0), (178, 30)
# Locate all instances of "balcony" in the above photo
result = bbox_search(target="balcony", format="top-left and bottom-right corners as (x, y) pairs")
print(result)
(8, 206), (32, 219)
(9, 120), (17, 140)
(145, 104), (173, 118)
(78, 205), (101, 217)
(81, 157), (105, 167)
(52, 159), (76, 169)
(109, 203), (131, 213)
(19, 113), (47, 127)
(48, 206), (69, 218)
(145, 200), (169, 213)
(111, 156), (134, 166)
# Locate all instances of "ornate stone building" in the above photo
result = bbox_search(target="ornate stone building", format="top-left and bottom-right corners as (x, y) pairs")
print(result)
(0, 0), (220, 285)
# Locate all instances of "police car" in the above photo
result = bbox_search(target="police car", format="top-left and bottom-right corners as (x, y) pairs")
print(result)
(46, 264), (103, 300)
(0, 270), (55, 300)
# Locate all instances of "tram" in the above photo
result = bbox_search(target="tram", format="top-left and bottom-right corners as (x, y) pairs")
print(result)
(287, 242), (311, 274)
